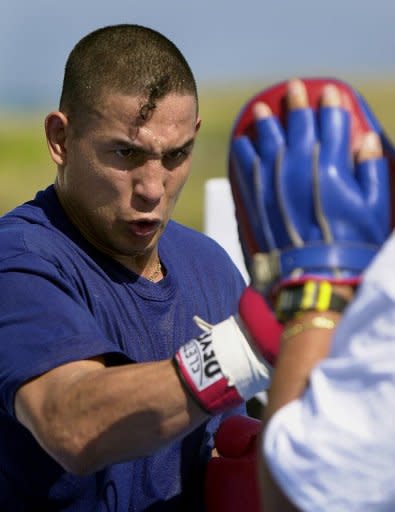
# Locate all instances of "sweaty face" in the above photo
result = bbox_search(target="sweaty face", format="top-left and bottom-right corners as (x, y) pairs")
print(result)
(56, 92), (199, 268)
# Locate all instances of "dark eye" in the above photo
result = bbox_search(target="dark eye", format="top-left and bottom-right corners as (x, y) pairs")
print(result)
(167, 149), (187, 161)
(162, 149), (189, 170)
(115, 148), (136, 159)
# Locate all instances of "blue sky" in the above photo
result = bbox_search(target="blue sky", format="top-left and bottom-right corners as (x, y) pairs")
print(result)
(1, 0), (394, 109)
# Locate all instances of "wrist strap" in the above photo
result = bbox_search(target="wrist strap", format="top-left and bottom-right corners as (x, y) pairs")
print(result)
(275, 281), (349, 322)
(174, 315), (272, 414)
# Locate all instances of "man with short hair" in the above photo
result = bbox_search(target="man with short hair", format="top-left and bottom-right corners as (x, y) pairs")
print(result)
(0, 24), (279, 510)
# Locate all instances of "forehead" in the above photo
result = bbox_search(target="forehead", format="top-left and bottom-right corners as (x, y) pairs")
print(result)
(91, 92), (198, 145)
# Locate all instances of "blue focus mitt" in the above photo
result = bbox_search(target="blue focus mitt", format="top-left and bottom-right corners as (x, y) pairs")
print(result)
(229, 78), (395, 294)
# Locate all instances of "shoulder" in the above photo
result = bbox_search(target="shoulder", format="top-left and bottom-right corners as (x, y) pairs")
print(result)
(163, 220), (239, 266)
(0, 221), (67, 283)
(163, 219), (213, 243)
(161, 221), (246, 315)
(162, 220), (247, 286)
(0, 210), (46, 264)
(0, 191), (76, 269)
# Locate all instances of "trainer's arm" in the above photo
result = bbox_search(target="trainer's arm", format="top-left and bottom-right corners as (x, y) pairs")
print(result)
(15, 357), (207, 475)
(258, 310), (342, 511)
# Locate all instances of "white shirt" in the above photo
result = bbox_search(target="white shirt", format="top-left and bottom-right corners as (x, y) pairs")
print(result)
(263, 231), (395, 511)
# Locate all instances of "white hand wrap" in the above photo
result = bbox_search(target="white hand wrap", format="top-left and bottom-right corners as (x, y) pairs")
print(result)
(175, 316), (272, 414)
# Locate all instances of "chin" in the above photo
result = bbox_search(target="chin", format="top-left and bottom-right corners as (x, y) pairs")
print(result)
(123, 240), (156, 258)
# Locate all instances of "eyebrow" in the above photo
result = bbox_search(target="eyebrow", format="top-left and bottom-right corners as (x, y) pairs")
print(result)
(164, 138), (195, 155)
(109, 137), (195, 158)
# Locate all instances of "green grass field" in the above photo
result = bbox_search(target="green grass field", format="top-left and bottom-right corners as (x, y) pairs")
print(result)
(1, 80), (395, 231)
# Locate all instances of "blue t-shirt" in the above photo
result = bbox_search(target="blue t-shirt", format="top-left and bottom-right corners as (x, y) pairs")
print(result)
(0, 186), (246, 511)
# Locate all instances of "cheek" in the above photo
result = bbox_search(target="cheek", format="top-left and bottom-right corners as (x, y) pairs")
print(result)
(65, 142), (115, 191)
(166, 166), (191, 200)
(88, 174), (133, 213)
(67, 155), (131, 206)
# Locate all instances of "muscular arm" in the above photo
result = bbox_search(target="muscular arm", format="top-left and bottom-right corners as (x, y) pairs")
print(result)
(15, 357), (208, 475)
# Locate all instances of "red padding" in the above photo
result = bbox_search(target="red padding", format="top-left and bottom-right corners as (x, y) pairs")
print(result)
(205, 416), (263, 512)
(238, 286), (283, 365)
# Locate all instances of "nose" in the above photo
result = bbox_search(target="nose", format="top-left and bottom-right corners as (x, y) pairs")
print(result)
(132, 159), (165, 206)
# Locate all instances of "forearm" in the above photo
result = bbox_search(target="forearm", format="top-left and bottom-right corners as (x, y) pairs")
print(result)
(258, 312), (337, 511)
(264, 284), (354, 417)
(260, 285), (354, 511)
(16, 358), (208, 475)
(264, 310), (338, 419)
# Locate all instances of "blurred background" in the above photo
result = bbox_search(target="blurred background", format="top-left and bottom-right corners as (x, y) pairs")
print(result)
(1, 0), (395, 230)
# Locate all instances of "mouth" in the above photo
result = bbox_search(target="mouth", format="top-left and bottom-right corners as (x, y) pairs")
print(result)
(127, 219), (161, 238)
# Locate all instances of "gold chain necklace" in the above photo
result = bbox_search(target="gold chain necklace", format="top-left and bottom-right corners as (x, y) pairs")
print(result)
(147, 260), (163, 282)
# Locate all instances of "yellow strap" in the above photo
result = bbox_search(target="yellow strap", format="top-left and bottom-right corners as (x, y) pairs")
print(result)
(316, 281), (332, 311)
(300, 281), (333, 311)
(300, 281), (317, 309)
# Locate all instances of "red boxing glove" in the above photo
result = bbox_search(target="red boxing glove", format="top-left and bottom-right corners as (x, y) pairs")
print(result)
(238, 286), (280, 364)
(174, 286), (282, 414)
(205, 415), (263, 512)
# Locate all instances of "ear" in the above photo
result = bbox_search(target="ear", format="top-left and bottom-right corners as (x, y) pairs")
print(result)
(45, 111), (69, 166)
(195, 117), (202, 134)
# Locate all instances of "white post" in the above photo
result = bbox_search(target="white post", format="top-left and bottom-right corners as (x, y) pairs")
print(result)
(203, 178), (249, 283)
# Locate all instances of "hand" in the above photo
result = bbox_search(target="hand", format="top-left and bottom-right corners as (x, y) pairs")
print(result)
(174, 286), (282, 414)
(229, 78), (391, 293)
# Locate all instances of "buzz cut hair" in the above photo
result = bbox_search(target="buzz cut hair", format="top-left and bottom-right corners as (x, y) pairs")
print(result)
(59, 24), (198, 124)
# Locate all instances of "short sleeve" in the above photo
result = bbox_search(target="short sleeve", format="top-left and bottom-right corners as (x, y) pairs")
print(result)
(0, 252), (128, 416)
